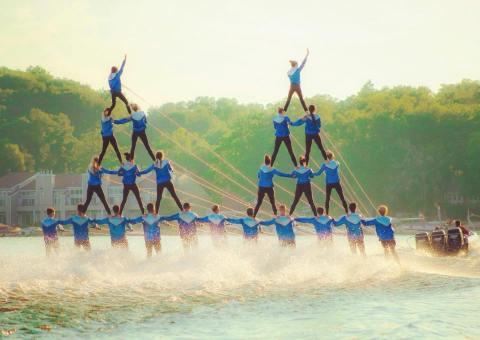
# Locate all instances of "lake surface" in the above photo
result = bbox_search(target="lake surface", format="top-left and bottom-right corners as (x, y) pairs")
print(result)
(1, 233), (479, 339)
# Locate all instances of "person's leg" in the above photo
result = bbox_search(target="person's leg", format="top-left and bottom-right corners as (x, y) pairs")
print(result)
(98, 137), (110, 164)
(83, 240), (92, 252)
(266, 187), (278, 215)
(139, 131), (156, 161)
(358, 240), (366, 256)
(165, 181), (183, 211)
(119, 186), (130, 215)
(270, 137), (282, 166)
(253, 187), (266, 218)
(294, 85), (308, 112)
(304, 183), (317, 216)
(283, 85), (296, 111)
(84, 185), (94, 212)
(155, 183), (166, 214)
(117, 92), (131, 114)
(130, 132), (139, 159)
(325, 184), (333, 215)
(145, 240), (153, 258)
(153, 239), (161, 254)
(94, 186), (111, 215)
(109, 136), (123, 163)
(131, 184), (145, 214)
(109, 92), (117, 113)
(284, 137), (298, 167)
(305, 135), (314, 165)
(289, 185), (303, 215)
(348, 239), (357, 254)
(334, 183), (348, 214)
(313, 134), (328, 160)
(382, 241), (389, 257)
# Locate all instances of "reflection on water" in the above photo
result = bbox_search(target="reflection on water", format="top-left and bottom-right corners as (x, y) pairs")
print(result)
(0, 235), (479, 338)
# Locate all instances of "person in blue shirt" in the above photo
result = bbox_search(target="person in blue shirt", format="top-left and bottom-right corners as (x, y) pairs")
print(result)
(198, 204), (228, 246)
(94, 204), (132, 249)
(61, 204), (99, 251)
(130, 203), (164, 257)
(291, 104), (327, 163)
(226, 208), (262, 242)
(295, 206), (334, 243)
(114, 152), (145, 215)
(254, 155), (291, 217)
(98, 108), (123, 164)
(115, 103), (155, 161)
(314, 151), (348, 214)
(138, 150), (183, 213)
(162, 202), (199, 250)
(271, 107), (300, 167)
(285, 155), (318, 216)
(84, 156), (117, 215)
(362, 205), (399, 262)
(284, 48), (309, 112)
(260, 204), (296, 247)
(108, 54), (131, 114)
(333, 202), (365, 256)
(40, 207), (66, 256)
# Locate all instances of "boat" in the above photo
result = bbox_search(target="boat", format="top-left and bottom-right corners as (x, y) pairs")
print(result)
(415, 227), (470, 256)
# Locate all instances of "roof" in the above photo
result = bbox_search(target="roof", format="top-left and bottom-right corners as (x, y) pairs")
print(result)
(54, 174), (82, 188)
(0, 172), (34, 189)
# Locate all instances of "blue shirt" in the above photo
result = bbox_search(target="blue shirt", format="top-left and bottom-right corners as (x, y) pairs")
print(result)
(108, 59), (125, 92)
(40, 216), (64, 239)
(295, 215), (333, 236)
(362, 216), (395, 241)
(117, 163), (140, 185)
(226, 217), (261, 239)
(198, 214), (227, 235)
(115, 111), (147, 133)
(87, 167), (118, 186)
(139, 160), (173, 184)
(272, 114), (293, 137)
(257, 165), (290, 188)
(62, 215), (94, 241)
(261, 216), (296, 241)
(130, 214), (163, 241)
(291, 167), (314, 185)
(314, 160), (340, 184)
(95, 216), (131, 241)
(292, 114), (321, 135)
(163, 211), (199, 238)
(287, 58), (307, 85)
(334, 213), (364, 239)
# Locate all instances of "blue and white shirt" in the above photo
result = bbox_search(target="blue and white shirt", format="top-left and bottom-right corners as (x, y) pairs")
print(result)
(130, 213), (163, 241)
(292, 114), (321, 135)
(198, 214), (227, 235)
(261, 215), (296, 241)
(295, 215), (333, 237)
(139, 160), (174, 184)
(115, 110), (147, 133)
(314, 160), (340, 184)
(291, 166), (314, 185)
(226, 217), (261, 239)
(95, 216), (131, 241)
(287, 58), (307, 85)
(108, 59), (125, 92)
(362, 216), (395, 241)
(40, 216), (65, 239)
(163, 211), (199, 238)
(257, 165), (291, 188)
(334, 213), (364, 239)
(62, 215), (95, 241)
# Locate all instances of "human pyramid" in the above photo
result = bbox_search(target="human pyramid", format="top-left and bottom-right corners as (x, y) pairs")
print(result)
(40, 51), (398, 262)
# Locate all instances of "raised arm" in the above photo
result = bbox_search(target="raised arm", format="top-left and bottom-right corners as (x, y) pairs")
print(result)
(113, 117), (131, 125)
(138, 164), (154, 176)
(299, 49), (309, 71)
(295, 217), (315, 224)
(259, 218), (275, 226)
(118, 55), (126, 76)
(313, 164), (326, 177)
(290, 118), (306, 127)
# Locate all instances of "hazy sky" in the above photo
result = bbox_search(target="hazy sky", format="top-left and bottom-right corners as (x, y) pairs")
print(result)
(1, 0), (479, 106)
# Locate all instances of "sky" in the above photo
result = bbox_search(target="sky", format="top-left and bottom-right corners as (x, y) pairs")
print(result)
(1, 0), (479, 106)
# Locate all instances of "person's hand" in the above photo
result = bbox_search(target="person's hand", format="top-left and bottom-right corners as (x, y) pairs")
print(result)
(306, 48), (310, 55)
(124, 54), (127, 60)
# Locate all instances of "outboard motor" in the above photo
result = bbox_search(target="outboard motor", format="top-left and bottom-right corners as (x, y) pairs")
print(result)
(447, 227), (464, 254)
(430, 229), (447, 254)
(415, 232), (431, 252)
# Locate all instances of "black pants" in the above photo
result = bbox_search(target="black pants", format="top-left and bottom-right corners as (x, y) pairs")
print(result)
(84, 185), (111, 214)
(109, 91), (131, 114)
(305, 134), (327, 164)
(325, 182), (348, 214)
(98, 135), (122, 164)
(290, 183), (317, 216)
(156, 181), (183, 213)
(253, 186), (277, 217)
(284, 84), (308, 112)
(120, 184), (144, 214)
(271, 136), (297, 167)
(130, 130), (155, 161)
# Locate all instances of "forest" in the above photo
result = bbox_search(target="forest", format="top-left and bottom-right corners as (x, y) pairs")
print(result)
(0, 66), (479, 218)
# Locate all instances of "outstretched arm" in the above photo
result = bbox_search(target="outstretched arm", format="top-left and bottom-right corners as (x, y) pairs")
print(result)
(295, 217), (315, 224)
(290, 118), (306, 127)
(113, 117), (131, 125)
(226, 217), (243, 225)
(118, 55), (126, 76)
(299, 49), (309, 71)
(138, 164), (154, 176)
(273, 169), (293, 178)
(361, 218), (376, 226)
(94, 217), (110, 225)
(197, 216), (210, 223)
(162, 213), (180, 222)
(101, 167), (119, 175)
(259, 218), (275, 226)
(313, 164), (326, 177)
(129, 216), (144, 224)
(333, 216), (346, 227)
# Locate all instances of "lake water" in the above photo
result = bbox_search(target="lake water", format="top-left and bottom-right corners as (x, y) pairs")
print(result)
(1, 233), (479, 339)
